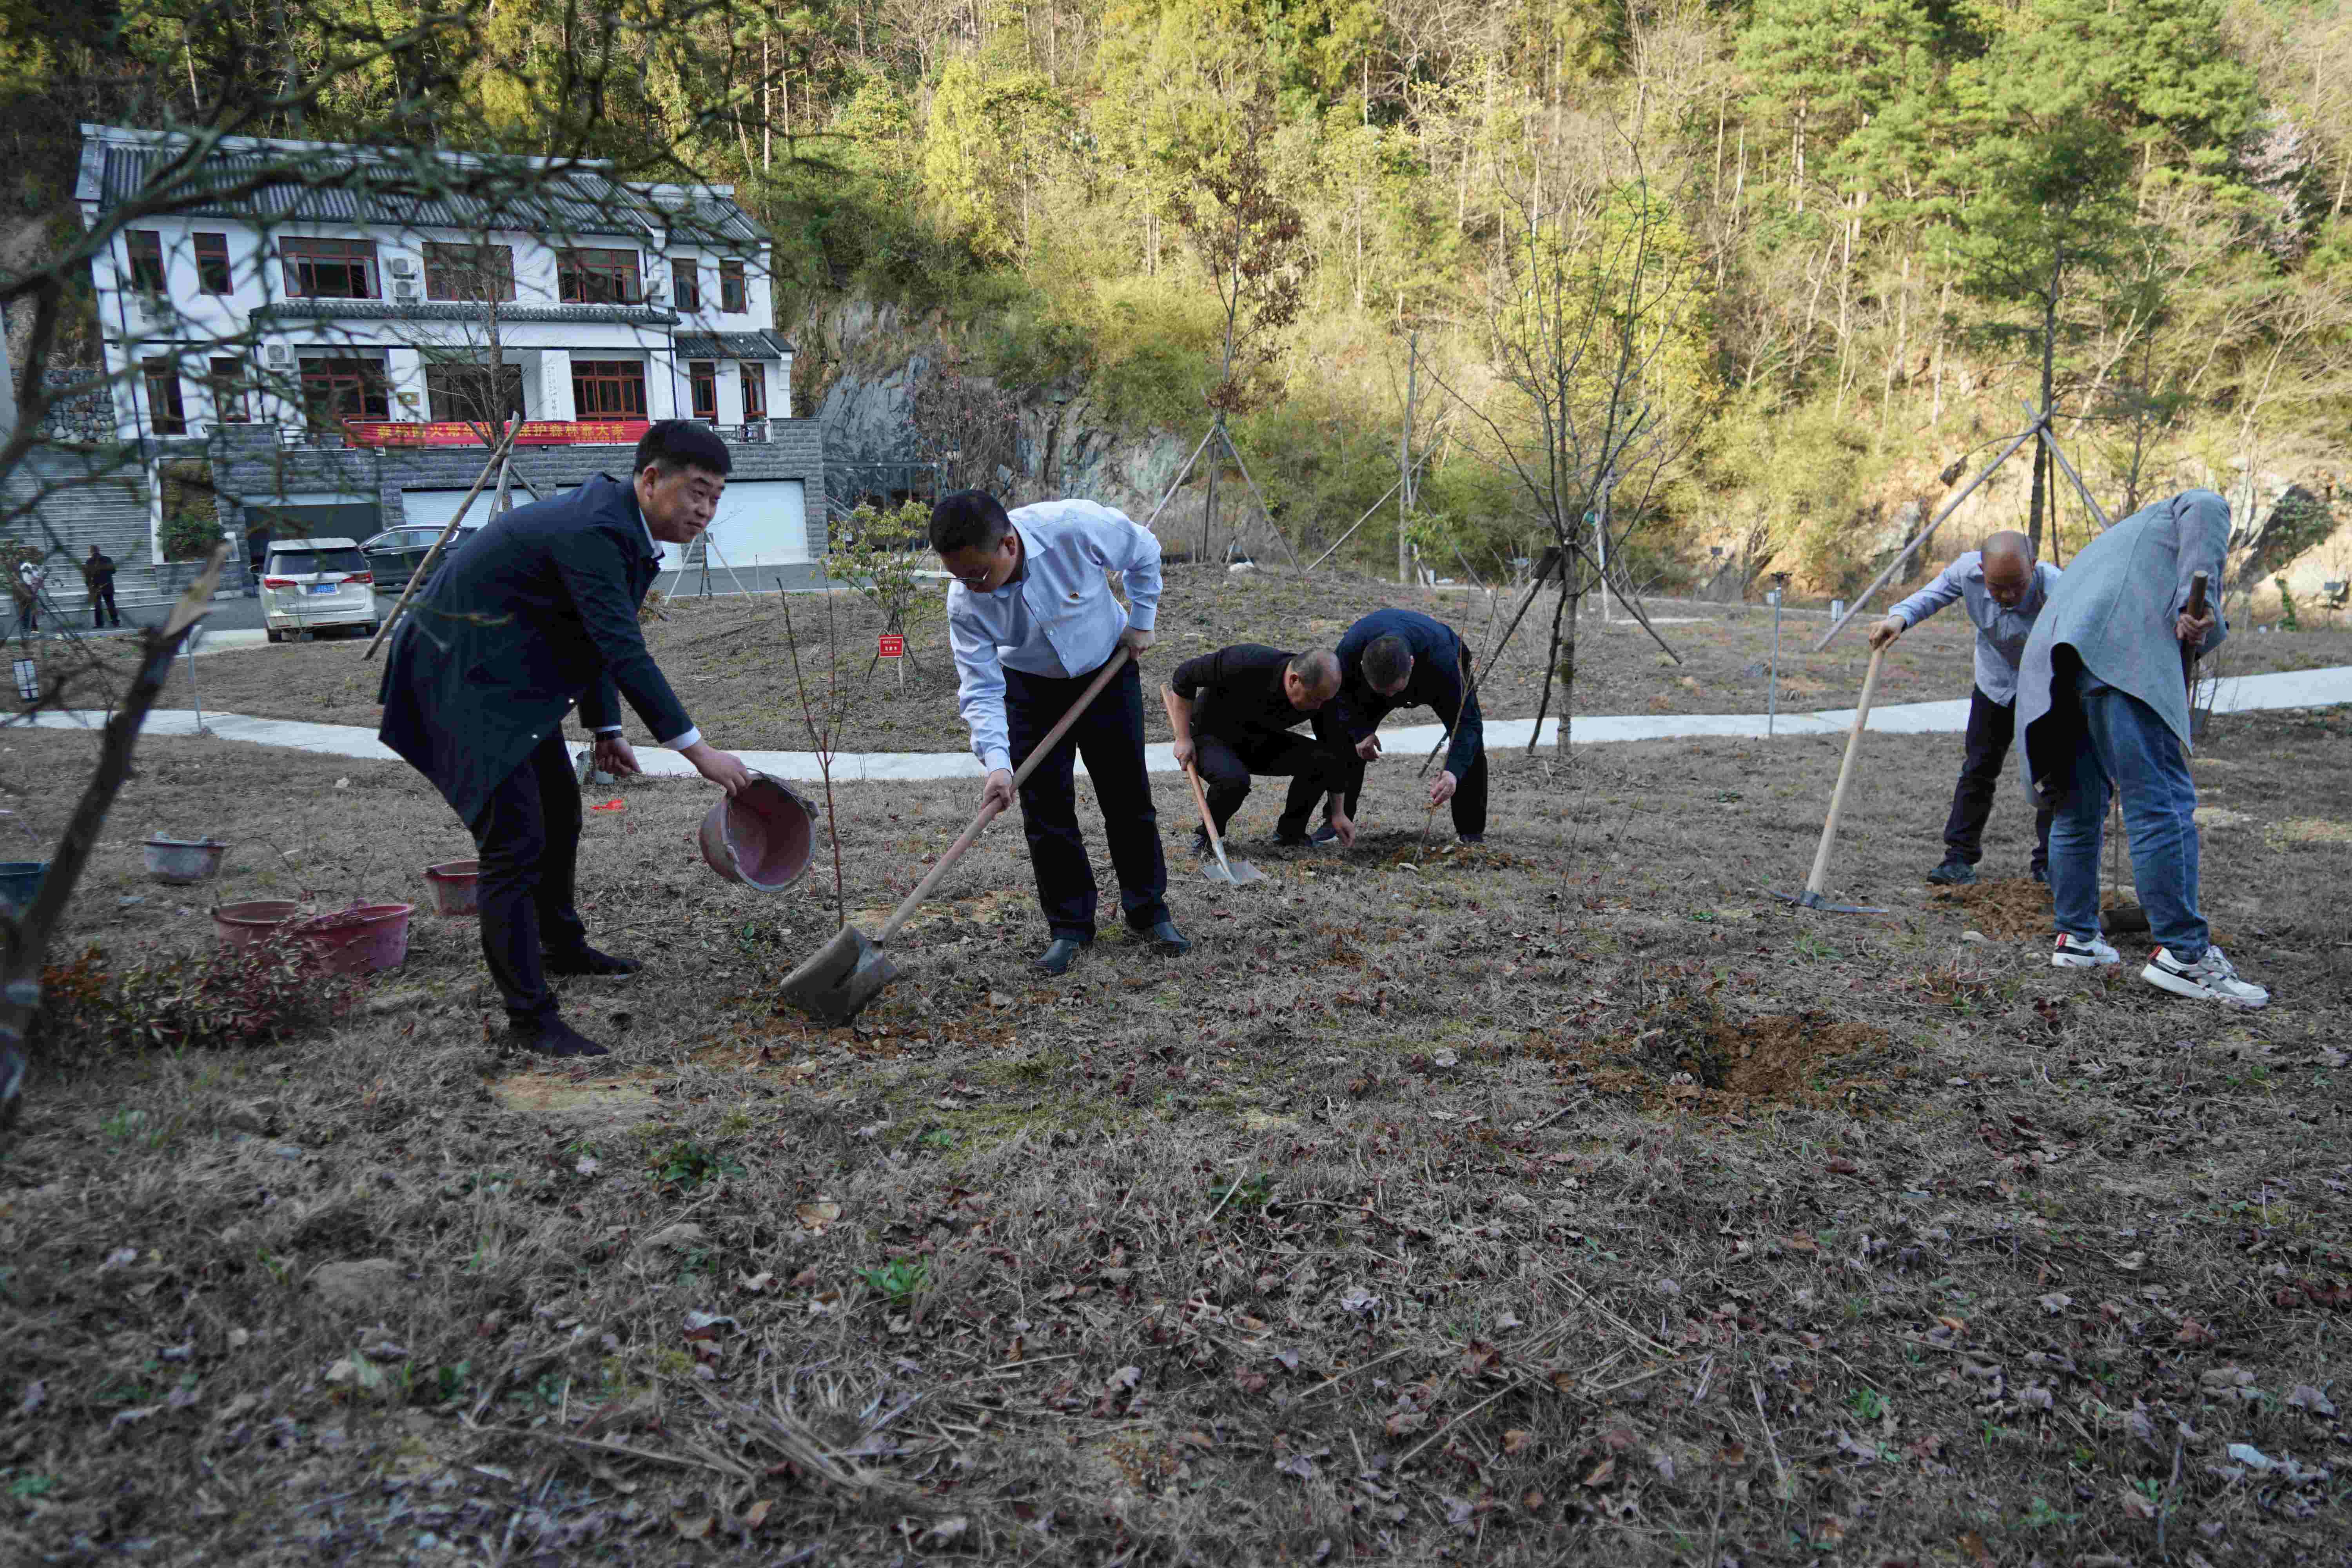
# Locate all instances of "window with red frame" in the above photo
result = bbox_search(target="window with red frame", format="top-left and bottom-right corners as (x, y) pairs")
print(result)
(194, 232), (232, 294)
(571, 360), (647, 418)
(142, 358), (187, 435)
(558, 248), (642, 305)
(281, 237), (378, 299)
(689, 361), (717, 422)
(719, 258), (746, 312)
(671, 258), (701, 312)
(739, 363), (767, 420)
(208, 358), (247, 422)
(126, 230), (165, 292)
(298, 356), (390, 429)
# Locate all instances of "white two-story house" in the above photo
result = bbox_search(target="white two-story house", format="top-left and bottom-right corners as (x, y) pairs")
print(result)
(78, 123), (794, 444)
(64, 123), (826, 587)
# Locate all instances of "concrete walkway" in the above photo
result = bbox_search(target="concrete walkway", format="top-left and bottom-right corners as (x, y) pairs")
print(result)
(22, 665), (2351, 784)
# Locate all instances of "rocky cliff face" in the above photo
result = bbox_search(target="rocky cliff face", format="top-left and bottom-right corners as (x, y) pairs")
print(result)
(791, 295), (1200, 540)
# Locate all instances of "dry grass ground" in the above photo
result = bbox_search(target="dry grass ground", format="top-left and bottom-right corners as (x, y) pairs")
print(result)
(5, 693), (2350, 1564)
(48, 567), (2352, 755)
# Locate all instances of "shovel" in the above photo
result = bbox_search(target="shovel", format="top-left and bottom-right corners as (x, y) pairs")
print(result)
(778, 646), (1133, 1024)
(1180, 762), (1264, 887)
(1771, 644), (1891, 915)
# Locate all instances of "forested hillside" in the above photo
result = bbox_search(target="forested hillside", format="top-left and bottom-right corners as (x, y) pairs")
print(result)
(7, 0), (2348, 591)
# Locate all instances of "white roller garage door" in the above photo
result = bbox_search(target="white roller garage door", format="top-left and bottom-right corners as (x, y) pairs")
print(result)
(400, 488), (503, 532)
(699, 479), (808, 570)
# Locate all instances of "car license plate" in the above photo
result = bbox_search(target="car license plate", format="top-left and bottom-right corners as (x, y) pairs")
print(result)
(308, 583), (338, 595)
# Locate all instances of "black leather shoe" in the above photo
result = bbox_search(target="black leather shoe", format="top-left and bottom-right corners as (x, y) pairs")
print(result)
(1189, 828), (1212, 859)
(1138, 919), (1191, 956)
(506, 1017), (612, 1058)
(1457, 833), (1486, 846)
(1272, 828), (1316, 848)
(1926, 859), (1977, 886)
(1032, 937), (1089, 976)
(543, 946), (642, 977)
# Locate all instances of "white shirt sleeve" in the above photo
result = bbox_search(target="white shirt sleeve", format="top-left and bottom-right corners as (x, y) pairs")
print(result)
(947, 597), (1014, 774)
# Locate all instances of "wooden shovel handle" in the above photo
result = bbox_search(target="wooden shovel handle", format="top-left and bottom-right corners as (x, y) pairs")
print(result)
(875, 645), (1134, 942)
(1804, 644), (1886, 898)
(2181, 570), (2210, 693)
(1181, 760), (1244, 879)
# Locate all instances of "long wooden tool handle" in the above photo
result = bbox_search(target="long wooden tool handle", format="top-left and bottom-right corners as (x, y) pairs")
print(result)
(876, 645), (1134, 942)
(1182, 761), (1241, 880)
(364, 417), (520, 661)
(2181, 570), (2210, 693)
(1805, 644), (1887, 898)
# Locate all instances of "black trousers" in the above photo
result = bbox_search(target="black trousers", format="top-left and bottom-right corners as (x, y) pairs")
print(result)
(1315, 686), (1490, 838)
(10, 595), (34, 634)
(1196, 729), (1334, 838)
(1945, 685), (2053, 871)
(1005, 659), (1169, 942)
(89, 581), (120, 628)
(467, 733), (593, 1025)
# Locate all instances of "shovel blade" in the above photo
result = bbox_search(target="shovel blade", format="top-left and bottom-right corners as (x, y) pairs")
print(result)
(779, 924), (900, 1024)
(1203, 857), (1265, 887)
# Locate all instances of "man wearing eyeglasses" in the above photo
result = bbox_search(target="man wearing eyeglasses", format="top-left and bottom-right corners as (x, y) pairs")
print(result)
(931, 490), (1189, 976)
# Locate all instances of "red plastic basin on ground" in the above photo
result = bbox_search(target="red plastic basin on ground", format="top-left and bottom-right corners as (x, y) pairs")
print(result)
(294, 902), (414, 975)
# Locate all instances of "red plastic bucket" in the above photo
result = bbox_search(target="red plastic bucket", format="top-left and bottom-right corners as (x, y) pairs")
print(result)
(294, 902), (414, 975)
(213, 899), (302, 948)
(423, 860), (479, 916)
(698, 775), (815, 893)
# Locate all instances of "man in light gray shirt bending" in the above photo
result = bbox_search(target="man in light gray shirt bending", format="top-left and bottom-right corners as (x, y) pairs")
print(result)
(1868, 530), (2059, 886)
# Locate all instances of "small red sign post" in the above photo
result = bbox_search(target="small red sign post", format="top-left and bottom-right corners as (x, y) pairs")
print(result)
(877, 633), (905, 659)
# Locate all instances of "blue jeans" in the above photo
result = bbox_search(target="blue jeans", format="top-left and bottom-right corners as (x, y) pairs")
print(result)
(2047, 674), (2207, 961)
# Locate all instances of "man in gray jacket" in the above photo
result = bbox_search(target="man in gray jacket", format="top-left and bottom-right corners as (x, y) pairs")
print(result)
(1869, 530), (2058, 886)
(2015, 489), (2266, 1007)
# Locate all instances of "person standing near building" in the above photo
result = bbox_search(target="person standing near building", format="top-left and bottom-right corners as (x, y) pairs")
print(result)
(11, 554), (43, 635)
(930, 490), (1189, 976)
(378, 421), (755, 1057)
(81, 546), (121, 629)
(2016, 488), (2267, 1007)
(1867, 530), (2058, 886)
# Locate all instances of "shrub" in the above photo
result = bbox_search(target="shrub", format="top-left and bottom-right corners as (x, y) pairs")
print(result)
(28, 936), (359, 1066)
(160, 512), (225, 562)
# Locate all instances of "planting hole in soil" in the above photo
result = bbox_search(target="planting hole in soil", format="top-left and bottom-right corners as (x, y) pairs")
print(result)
(1927, 876), (2053, 939)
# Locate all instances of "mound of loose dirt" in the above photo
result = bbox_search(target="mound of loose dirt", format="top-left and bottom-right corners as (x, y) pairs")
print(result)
(1927, 876), (2051, 938)
(1553, 1007), (1901, 1114)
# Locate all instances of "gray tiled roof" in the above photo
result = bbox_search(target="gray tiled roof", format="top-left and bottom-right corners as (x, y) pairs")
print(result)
(673, 330), (796, 360)
(251, 301), (681, 325)
(89, 139), (769, 250)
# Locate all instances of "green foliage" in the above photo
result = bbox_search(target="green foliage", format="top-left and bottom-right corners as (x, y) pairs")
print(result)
(160, 514), (225, 563)
(859, 1256), (928, 1307)
(644, 1138), (742, 1191)
(2275, 575), (2299, 631)
(830, 500), (938, 647)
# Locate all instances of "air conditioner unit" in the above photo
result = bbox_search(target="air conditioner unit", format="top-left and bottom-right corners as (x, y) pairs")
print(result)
(393, 280), (419, 301)
(643, 279), (666, 302)
(265, 344), (292, 366)
(388, 256), (417, 279)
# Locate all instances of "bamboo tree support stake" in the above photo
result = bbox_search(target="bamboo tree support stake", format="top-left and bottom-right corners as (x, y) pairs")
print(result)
(1305, 452), (1434, 574)
(1216, 426), (1307, 579)
(1140, 427), (1217, 535)
(364, 417), (520, 660)
(2022, 398), (2111, 530)
(1813, 420), (2041, 650)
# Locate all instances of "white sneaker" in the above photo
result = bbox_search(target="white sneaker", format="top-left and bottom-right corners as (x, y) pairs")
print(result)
(2051, 933), (2120, 969)
(2142, 946), (2270, 1009)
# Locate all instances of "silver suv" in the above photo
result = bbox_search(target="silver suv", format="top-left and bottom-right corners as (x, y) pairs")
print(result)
(261, 537), (377, 641)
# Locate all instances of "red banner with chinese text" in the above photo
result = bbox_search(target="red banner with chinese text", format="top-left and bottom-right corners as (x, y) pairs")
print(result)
(343, 420), (652, 449)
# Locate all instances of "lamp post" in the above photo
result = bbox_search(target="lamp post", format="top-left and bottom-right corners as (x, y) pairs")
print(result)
(1767, 571), (1791, 738)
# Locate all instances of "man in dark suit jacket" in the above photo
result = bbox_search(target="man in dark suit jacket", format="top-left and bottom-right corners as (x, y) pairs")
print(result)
(1313, 608), (1487, 844)
(378, 421), (753, 1057)
(1162, 644), (1355, 849)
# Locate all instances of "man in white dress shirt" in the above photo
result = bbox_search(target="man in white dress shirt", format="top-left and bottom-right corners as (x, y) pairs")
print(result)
(1867, 530), (2059, 886)
(931, 490), (1190, 976)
